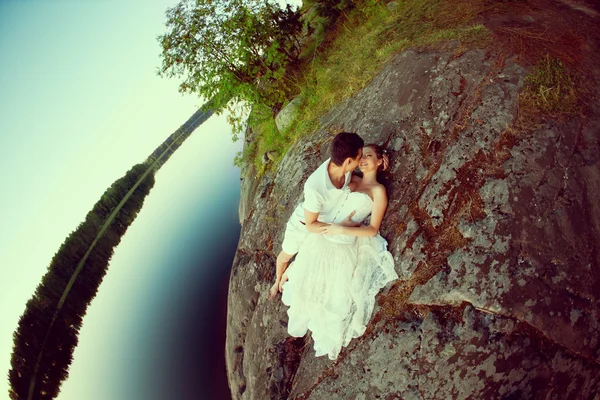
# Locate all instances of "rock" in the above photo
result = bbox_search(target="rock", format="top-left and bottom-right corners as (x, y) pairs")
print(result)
(285, 306), (600, 399)
(261, 152), (270, 165)
(227, 14), (600, 399)
(238, 169), (257, 225)
(387, 1), (399, 11)
(238, 125), (259, 225)
(275, 96), (304, 134)
(266, 151), (277, 161)
(260, 151), (279, 164)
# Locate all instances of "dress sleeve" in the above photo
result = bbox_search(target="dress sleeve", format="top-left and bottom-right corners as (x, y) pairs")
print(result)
(303, 185), (323, 214)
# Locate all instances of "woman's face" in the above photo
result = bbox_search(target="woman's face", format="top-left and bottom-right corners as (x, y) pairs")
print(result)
(359, 146), (382, 173)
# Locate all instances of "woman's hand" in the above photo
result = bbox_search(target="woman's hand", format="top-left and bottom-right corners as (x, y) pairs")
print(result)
(319, 223), (345, 235)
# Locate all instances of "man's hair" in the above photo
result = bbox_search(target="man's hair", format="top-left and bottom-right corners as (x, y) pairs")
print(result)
(330, 132), (364, 166)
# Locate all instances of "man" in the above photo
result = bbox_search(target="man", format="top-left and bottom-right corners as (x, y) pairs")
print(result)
(268, 132), (364, 299)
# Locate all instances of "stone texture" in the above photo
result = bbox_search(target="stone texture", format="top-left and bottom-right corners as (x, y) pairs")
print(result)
(227, 22), (600, 400)
(276, 96), (304, 134)
(286, 306), (600, 400)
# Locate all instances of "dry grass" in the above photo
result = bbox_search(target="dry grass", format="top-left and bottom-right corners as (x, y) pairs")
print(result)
(244, 0), (493, 170)
(294, 0), (490, 136)
(496, 26), (584, 67)
(518, 54), (583, 123)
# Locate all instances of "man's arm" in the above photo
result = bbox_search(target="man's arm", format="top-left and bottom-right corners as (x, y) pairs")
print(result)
(320, 186), (388, 237)
(304, 209), (329, 233)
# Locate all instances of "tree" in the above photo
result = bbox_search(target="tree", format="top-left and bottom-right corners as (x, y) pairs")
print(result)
(8, 165), (155, 400)
(157, 0), (302, 135)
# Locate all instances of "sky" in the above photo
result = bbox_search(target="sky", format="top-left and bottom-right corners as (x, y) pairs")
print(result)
(0, 0), (242, 397)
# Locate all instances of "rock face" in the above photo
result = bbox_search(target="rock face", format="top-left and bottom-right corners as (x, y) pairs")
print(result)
(226, 19), (600, 400)
(275, 96), (304, 134)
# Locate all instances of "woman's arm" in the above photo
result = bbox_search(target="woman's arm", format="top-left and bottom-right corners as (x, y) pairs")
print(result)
(320, 185), (388, 237)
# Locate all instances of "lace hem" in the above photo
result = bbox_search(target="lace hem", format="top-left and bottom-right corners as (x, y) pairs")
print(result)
(281, 234), (397, 360)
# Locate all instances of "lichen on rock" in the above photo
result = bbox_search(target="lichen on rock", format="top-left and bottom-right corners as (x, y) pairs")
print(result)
(227, 7), (600, 397)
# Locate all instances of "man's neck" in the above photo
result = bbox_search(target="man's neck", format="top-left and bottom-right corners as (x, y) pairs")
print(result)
(327, 161), (346, 189)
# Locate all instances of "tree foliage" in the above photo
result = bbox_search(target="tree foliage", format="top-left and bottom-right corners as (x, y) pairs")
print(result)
(8, 94), (215, 400)
(8, 164), (155, 400)
(157, 0), (302, 134)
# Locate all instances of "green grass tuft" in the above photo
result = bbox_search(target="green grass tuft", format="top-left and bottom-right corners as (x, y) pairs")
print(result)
(519, 54), (581, 119)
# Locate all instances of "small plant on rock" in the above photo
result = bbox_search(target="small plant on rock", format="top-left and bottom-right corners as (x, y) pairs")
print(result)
(520, 55), (581, 119)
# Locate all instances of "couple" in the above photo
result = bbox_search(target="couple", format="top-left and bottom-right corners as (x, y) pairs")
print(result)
(268, 132), (398, 360)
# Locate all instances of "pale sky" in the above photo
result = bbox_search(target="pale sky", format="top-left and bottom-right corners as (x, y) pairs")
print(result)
(0, 0), (239, 397)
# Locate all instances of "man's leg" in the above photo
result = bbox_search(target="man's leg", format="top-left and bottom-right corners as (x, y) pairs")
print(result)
(268, 217), (308, 299)
(268, 250), (294, 299)
(277, 251), (294, 290)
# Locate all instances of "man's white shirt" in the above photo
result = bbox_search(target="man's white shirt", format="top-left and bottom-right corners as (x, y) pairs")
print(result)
(287, 158), (352, 229)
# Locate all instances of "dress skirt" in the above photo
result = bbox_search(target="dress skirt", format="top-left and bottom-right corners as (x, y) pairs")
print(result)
(281, 232), (397, 360)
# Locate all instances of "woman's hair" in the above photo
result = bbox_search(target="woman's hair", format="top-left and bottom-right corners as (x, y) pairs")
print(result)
(331, 132), (364, 166)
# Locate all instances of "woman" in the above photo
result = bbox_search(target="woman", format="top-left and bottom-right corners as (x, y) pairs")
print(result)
(281, 144), (397, 360)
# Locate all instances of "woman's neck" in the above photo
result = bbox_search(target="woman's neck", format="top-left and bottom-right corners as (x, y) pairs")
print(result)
(360, 171), (378, 185)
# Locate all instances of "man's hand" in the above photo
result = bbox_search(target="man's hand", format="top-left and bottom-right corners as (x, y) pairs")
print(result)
(339, 210), (357, 227)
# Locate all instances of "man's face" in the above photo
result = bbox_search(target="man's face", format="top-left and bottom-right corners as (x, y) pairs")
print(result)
(347, 148), (363, 172)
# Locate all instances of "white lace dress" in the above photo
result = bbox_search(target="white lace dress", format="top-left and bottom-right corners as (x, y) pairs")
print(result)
(281, 189), (398, 360)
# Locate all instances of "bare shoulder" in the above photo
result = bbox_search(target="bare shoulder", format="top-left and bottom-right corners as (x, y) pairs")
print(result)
(372, 183), (387, 196)
(370, 183), (387, 204)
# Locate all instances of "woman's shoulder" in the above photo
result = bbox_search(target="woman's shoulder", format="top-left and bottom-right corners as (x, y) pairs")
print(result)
(371, 183), (387, 198)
